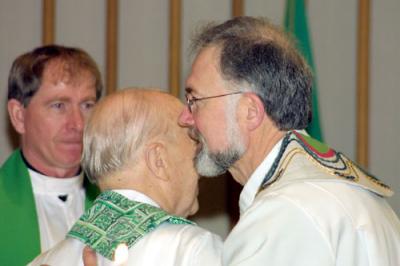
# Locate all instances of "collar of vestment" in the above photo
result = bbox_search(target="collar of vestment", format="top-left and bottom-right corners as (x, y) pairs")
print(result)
(239, 138), (283, 214)
(29, 169), (83, 195)
(257, 130), (392, 197)
(67, 190), (194, 261)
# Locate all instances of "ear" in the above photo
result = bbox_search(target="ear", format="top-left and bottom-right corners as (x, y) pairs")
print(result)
(7, 99), (26, 134)
(240, 93), (265, 131)
(145, 142), (169, 181)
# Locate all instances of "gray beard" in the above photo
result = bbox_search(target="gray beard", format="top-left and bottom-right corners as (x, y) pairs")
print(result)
(194, 134), (242, 177)
(193, 94), (245, 177)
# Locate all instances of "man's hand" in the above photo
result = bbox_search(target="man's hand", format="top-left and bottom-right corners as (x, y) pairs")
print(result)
(83, 246), (97, 266)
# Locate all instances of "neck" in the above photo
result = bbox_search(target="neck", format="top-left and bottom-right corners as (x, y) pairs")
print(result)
(229, 124), (285, 186)
(98, 167), (167, 210)
(21, 149), (80, 178)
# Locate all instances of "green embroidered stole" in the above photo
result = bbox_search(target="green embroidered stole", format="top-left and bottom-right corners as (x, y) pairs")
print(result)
(67, 190), (194, 261)
(0, 150), (40, 266)
(0, 149), (99, 266)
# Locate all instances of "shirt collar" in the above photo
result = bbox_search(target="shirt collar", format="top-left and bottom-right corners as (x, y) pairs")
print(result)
(112, 189), (160, 208)
(30, 169), (83, 194)
(239, 139), (283, 214)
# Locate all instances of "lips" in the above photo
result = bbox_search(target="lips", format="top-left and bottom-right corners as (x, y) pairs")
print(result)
(188, 127), (200, 143)
(194, 143), (203, 156)
(188, 128), (204, 155)
(62, 140), (82, 145)
(61, 135), (82, 143)
(59, 139), (82, 151)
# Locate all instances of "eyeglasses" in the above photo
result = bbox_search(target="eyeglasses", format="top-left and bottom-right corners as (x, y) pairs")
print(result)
(185, 91), (243, 113)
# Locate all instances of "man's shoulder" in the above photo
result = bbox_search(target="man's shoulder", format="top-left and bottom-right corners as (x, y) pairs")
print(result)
(142, 223), (222, 249)
(251, 179), (398, 237)
(0, 149), (30, 197)
(262, 131), (392, 198)
(256, 180), (362, 211)
(132, 223), (222, 265)
(156, 222), (212, 236)
(0, 149), (24, 174)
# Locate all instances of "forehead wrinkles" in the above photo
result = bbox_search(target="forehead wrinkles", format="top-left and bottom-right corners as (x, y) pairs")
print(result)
(189, 46), (229, 95)
(43, 59), (95, 87)
(158, 97), (182, 141)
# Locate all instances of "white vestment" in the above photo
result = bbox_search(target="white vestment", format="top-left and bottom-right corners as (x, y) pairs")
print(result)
(223, 132), (400, 266)
(29, 189), (223, 266)
(30, 169), (85, 252)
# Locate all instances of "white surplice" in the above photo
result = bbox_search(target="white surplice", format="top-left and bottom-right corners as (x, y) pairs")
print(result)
(30, 169), (85, 252)
(29, 189), (223, 266)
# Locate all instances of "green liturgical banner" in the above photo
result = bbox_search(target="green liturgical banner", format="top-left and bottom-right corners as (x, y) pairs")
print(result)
(284, 0), (324, 141)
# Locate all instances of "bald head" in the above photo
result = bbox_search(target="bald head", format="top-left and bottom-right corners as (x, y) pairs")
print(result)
(82, 88), (183, 183)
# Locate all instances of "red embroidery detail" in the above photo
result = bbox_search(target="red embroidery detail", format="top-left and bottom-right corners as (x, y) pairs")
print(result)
(294, 131), (335, 158)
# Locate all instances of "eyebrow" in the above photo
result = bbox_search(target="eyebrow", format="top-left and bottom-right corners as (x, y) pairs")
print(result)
(43, 95), (97, 105)
(44, 97), (71, 105)
(80, 96), (97, 103)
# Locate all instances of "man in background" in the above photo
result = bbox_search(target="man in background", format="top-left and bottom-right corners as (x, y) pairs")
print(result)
(179, 16), (400, 265)
(0, 45), (102, 265)
(30, 88), (222, 266)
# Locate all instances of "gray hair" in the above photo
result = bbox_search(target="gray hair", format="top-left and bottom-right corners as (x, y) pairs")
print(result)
(82, 88), (177, 183)
(191, 16), (312, 130)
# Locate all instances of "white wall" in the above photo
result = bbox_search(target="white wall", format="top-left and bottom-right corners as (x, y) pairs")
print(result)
(0, 0), (399, 238)
(119, 0), (169, 89)
(370, 0), (400, 212)
(0, 0), (41, 155)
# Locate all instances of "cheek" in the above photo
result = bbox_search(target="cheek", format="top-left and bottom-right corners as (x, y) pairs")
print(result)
(39, 117), (64, 138)
(198, 121), (228, 150)
(24, 113), (50, 137)
(181, 159), (198, 194)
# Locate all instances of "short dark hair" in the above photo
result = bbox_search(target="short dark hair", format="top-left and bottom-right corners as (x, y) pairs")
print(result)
(191, 16), (312, 130)
(8, 45), (103, 106)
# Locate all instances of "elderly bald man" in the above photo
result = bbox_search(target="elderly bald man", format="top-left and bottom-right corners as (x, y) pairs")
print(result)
(29, 88), (222, 266)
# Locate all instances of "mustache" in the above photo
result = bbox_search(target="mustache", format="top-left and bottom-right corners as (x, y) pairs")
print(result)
(188, 128), (209, 152)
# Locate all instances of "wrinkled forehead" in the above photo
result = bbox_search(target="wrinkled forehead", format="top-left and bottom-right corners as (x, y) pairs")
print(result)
(155, 97), (186, 136)
(186, 46), (230, 96)
(43, 58), (96, 87)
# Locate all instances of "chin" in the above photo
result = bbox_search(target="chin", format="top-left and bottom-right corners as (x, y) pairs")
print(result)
(56, 152), (80, 165)
(56, 158), (81, 170)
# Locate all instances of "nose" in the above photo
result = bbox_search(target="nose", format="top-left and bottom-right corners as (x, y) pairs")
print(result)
(67, 108), (84, 132)
(178, 105), (195, 127)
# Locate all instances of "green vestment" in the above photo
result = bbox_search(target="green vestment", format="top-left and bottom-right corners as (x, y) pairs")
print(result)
(0, 150), (99, 266)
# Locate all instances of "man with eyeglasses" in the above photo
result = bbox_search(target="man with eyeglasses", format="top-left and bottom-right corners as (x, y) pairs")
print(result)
(179, 16), (400, 266)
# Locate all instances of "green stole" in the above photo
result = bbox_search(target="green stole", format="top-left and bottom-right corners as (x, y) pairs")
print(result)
(0, 149), (99, 266)
(68, 190), (194, 261)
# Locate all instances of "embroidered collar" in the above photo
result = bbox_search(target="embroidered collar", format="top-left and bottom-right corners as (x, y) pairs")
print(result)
(239, 139), (283, 214)
(67, 190), (194, 260)
(259, 131), (392, 196)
